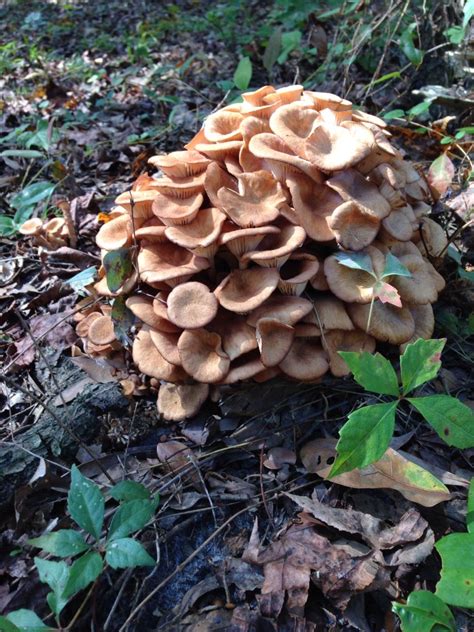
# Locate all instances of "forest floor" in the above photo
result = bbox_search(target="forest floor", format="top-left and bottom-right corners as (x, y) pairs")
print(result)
(0, 1), (473, 630)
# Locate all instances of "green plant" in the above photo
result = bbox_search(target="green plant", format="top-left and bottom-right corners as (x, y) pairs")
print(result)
(329, 338), (474, 477)
(0, 467), (158, 631)
(392, 478), (474, 630)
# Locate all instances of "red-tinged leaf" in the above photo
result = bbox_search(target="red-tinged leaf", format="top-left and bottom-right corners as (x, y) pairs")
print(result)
(375, 282), (402, 307)
(427, 154), (455, 199)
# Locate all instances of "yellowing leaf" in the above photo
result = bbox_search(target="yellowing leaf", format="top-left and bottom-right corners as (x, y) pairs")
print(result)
(427, 154), (455, 199)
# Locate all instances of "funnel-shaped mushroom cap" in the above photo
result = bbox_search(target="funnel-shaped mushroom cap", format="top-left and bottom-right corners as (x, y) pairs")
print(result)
(96, 215), (132, 250)
(204, 110), (244, 142)
(371, 162), (406, 188)
(269, 103), (320, 155)
(148, 173), (206, 199)
(278, 253), (320, 295)
(164, 207), (226, 249)
(249, 133), (322, 182)
(388, 255), (438, 304)
(149, 150), (210, 178)
(265, 84), (303, 105)
(19, 217), (43, 236)
(247, 295), (313, 326)
(217, 170), (286, 227)
(133, 326), (187, 381)
(305, 121), (375, 172)
(44, 217), (66, 236)
(254, 366), (282, 382)
(309, 259), (330, 291)
(326, 169), (391, 219)
(224, 154), (243, 177)
(400, 303), (435, 352)
(210, 312), (258, 360)
(184, 127), (207, 151)
(348, 302), (415, 344)
(309, 295), (354, 331)
(76, 312), (102, 338)
(87, 315), (116, 345)
(279, 338), (328, 381)
(242, 85), (275, 106)
(294, 323), (321, 337)
(287, 173), (341, 241)
(256, 317), (294, 367)
(195, 141), (243, 161)
(218, 225), (280, 258)
(351, 109), (387, 128)
(379, 181), (406, 208)
(167, 282), (218, 329)
(240, 116), (271, 143)
(221, 354), (266, 383)
(178, 329), (230, 383)
(137, 242), (209, 285)
(214, 267), (279, 314)
(242, 223), (306, 268)
(382, 206), (416, 241)
(416, 217), (448, 258)
(324, 246), (385, 303)
(204, 161), (237, 207)
(115, 190), (157, 219)
(157, 382), (209, 421)
(135, 218), (167, 242)
(304, 91), (352, 112)
(328, 201), (380, 251)
(149, 329), (182, 366)
(324, 330), (376, 376)
(126, 295), (179, 333)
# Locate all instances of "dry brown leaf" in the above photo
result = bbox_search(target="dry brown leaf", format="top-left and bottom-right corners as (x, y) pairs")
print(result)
(156, 439), (193, 476)
(300, 438), (451, 507)
(263, 447), (297, 470)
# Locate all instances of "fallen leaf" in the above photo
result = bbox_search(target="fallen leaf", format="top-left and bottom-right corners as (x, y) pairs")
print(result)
(427, 153), (455, 199)
(264, 447), (296, 470)
(300, 438), (451, 507)
(156, 440), (193, 476)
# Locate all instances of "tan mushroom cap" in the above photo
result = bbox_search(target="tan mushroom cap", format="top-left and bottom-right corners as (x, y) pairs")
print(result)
(328, 201), (380, 251)
(96, 215), (132, 250)
(382, 206), (416, 241)
(269, 102), (320, 156)
(242, 223), (306, 268)
(204, 110), (243, 143)
(324, 330), (376, 376)
(195, 141), (243, 161)
(210, 312), (258, 360)
(218, 225), (280, 258)
(400, 303), (435, 352)
(167, 282), (219, 329)
(149, 329), (182, 366)
(76, 312), (102, 338)
(240, 116), (271, 144)
(184, 126), (207, 151)
(309, 259), (330, 290)
(165, 207), (226, 252)
(304, 121), (375, 172)
(204, 161), (237, 207)
(177, 329), (230, 383)
(135, 218), (167, 242)
(253, 366), (282, 382)
(115, 189), (157, 219)
(324, 246), (385, 303)
(256, 318), (294, 367)
(214, 267), (279, 314)
(294, 323), (321, 337)
(351, 109), (387, 128)
(152, 192), (203, 225)
(304, 91), (352, 112)
(278, 253), (320, 295)
(221, 354), (266, 383)
(147, 172), (207, 199)
(266, 84), (303, 105)
(242, 85), (275, 106)
(126, 294), (180, 333)
(247, 295), (313, 326)
(133, 326), (187, 381)
(348, 302), (415, 344)
(308, 295), (354, 331)
(249, 133), (323, 182)
(287, 173), (340, 241)
(416, 217), (448, 258)
(389, 255), (438, 305)
(326, 169), (391, 219)
(137, 242), (209, 285)
(217, 170), (287, 228)
(44, 217), (66, 236)
(157, 382), (209, 421)
(279, 338), (328, 381)
(19, 217), (43, 236)
(87, 315), (116, 345)
(148, 150), (210, 178)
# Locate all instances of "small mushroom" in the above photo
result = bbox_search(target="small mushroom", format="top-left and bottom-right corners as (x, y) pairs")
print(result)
(214, 267), (279, 314)
(149, 150), (210, 178)
(133, 326), (186, 381)
(242, 222), (306, 268)
(157, 382), (210, 421)
(256, 318), (294, 367)
(152, 192), (203, 225)
(247, 295), (313, 326)
(278, 253), (320, 295)
(137, 242), (209, 286)
(165, 207), (226, 258)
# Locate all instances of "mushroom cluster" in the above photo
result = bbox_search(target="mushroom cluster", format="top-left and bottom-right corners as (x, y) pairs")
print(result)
(19, 216), (70, 249)
(90, 85), (446, 421)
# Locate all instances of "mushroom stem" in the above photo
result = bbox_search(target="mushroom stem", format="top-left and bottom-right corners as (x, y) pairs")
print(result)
(58, 199), (77, 248)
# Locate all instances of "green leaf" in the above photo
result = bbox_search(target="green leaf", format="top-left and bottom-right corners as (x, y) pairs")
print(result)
(277, 30), (302, 64)
(338, 351), (399, 396)
(408, 99), (432, 118)
(372, 70), (401, 86)
(65, 266), (97, 295)
(382, 109), (405, 120)
(0, 616), (20, 631)
(399, 23), (424, 66)
(29, 529), (89, 558)
(103, 247), (134, 293)
(334, 251), (375, 276)
(111, 296), (135, 345)
(263, 27), (282, 73)
(468, 478), (474, 533)
(105, 538), (155, 569)
(233, 57), (253, 90)
(68, 465), (104, 541)
(108, 499), (155, 541)
(408, 395), (474, 449)
(0, 216), (16, 237)
(0, 149), (44, 159)
(392, 590), (455, 632)
(63, 551), (103, 599)
(329, 401), (398, 477)
(5, 609), (52, 631)
(25, 119), (59, 151)
(445, 25), (465, 45)
(382, 252), (412, 279)
(34, 558), (70, 616)
(463, 0), (474, 29)
(435, 532), (474, 607)
(109, 480), (150, 502)
(9, 181), (55, 214)
(400, 338), (446, 395)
